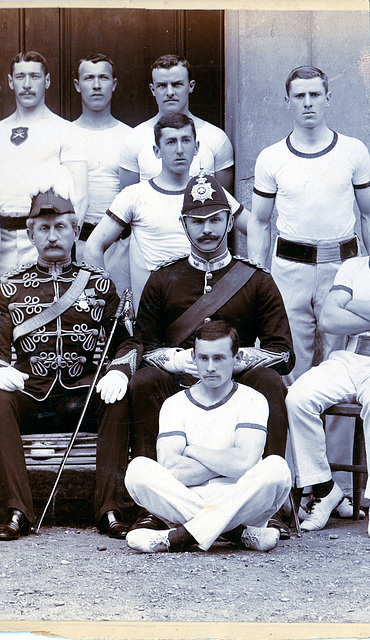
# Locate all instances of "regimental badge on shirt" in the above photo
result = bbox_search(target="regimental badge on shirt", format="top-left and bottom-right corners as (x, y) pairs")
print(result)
(10, 127), (29, 146)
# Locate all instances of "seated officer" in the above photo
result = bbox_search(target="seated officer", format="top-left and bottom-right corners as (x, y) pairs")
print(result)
(0, 186), (141, 540)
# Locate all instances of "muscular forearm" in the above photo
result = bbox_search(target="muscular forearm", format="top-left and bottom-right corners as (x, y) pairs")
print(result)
(319, 305), (370, 335)
(344, 299), (370, 324)
(161, 453), (217, 486)
(246, 217), (271, 266)
(185, 445), (257, 479)
(83, 240), (106, 269)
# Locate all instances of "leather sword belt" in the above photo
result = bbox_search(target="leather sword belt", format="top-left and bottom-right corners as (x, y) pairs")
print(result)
(354, 336), (370, 357)
(276, 236), (358, 264)
(80, 221), (131, 242)
(0, 215), (28, 231)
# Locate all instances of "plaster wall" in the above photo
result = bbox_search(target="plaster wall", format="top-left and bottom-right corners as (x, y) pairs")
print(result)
(225, 10), (370, 261)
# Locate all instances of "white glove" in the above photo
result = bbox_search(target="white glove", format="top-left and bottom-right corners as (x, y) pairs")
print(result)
(0, 367), (29, 392)
(96, 371), (128, 404)
(172, 348), (199, 376)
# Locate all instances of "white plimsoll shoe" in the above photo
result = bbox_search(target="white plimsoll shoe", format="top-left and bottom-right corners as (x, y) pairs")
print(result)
(301, 483), (343, 531)
(241, 526), (280, 551)
(334, 497), (365, 519)
(126, 527), (173, 552)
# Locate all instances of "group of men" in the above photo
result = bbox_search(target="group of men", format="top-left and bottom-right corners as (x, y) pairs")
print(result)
(1, 47), (370, 551)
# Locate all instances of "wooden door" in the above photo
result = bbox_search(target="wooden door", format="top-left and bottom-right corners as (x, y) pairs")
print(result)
(0, 7), (224, 127)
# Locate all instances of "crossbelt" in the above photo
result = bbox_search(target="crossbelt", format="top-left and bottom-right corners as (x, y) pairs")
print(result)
(276, 236), (358, 264)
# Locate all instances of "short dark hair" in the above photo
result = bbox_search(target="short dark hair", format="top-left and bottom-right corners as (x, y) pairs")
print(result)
(194, 320), (240, 357)
(75, 53), (115, 80)
(154, 113), (196, 147)
(151, 54), (192, 81)
(285, 65), (329, 96)
(10, 51), (48, 76)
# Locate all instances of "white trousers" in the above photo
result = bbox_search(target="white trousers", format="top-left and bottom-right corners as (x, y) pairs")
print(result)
(286, 350), (370, 498)
(125, 455), (291, 551)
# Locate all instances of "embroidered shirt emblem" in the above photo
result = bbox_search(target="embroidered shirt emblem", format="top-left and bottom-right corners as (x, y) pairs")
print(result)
(10, 127), (29, 146)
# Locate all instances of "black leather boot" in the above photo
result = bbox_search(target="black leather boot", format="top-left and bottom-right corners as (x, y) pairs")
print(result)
(0, 509), (30, 541)
(98, 510), (129, 539)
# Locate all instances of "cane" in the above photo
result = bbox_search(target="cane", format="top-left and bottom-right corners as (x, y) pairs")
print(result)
(33, 289), (134, 534)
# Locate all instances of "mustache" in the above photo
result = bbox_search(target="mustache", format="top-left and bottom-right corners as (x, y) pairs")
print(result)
(197, 234), (220, 242)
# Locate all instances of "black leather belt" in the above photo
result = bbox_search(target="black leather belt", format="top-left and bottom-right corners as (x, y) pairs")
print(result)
(276, 236), (358, 264)
(355, 336), (370, 357)
(0, 215), (28, 231)
(79, 221), (131, 242)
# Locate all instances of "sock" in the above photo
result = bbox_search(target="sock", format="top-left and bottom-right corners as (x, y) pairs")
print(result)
(313, 479), (334, 499)
(168, 525), (197, 551)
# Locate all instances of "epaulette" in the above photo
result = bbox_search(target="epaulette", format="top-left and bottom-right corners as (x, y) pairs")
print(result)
(233, 255), (270, 274)
(153, 254), (188, 271)
(72, 261), (111, 279)
(0, 262), (36, 283)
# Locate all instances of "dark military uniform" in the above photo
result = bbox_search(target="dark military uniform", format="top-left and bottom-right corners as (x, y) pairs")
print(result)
(0, 259), (142, 525)
(130, 254), (294, 461)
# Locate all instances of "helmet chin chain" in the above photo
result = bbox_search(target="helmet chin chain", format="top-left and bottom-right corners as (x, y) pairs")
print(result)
(180, 212), (232, 256)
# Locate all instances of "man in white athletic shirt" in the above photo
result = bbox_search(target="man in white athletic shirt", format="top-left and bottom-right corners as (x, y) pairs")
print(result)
(119, 54), (234, 192)
(0, 50), (88, 274)
(73, 53), (132, 294)
(125, 320), (291, 554)
(85, 113), (246, 311)
(248, 65), (370, 516)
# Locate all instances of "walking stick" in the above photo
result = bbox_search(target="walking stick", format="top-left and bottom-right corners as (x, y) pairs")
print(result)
(33, 289), (134, 534)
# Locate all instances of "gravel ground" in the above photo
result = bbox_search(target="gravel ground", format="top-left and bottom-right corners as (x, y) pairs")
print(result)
(0, 514), (369, 625)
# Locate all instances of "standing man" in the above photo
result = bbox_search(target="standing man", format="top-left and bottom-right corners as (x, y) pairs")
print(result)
(125, 321), (291, 554)
(0, 50), (88, 274)
(0, 186), (141, 540)
(73, 53), (132, 294)
(247, 65), (370, 514)
(85, 114), (246, 310)
(248, 65), (370, 383)
(119, 54), (234, 191)
(128, 172), (294, 537)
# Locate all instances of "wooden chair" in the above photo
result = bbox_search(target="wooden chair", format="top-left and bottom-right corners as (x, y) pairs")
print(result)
(322, 401), (367, 520)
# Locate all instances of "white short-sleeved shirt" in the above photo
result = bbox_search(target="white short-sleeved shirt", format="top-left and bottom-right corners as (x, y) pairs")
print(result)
(73, 121), (131, 224)
(108, 178), (242, 271)
(0, 110), (86, 215)
(332, 256), (370, 350)
(158, 382), (268, 452)
(119, 119), (234, 181)
(254, 132), (370, 242)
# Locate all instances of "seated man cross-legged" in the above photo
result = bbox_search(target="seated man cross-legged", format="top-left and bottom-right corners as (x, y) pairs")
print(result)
(125, 320), (291, 554)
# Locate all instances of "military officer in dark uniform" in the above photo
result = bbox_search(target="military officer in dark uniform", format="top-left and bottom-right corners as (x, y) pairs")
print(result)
(0, 188), (141, 540)
(128, 172), (295, 537)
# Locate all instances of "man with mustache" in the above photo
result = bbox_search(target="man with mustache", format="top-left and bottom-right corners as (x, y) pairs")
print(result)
(247, 65), (370, 517)
(85, 113), (246, 311)
(0, 50), (88, 275)
(127, 172), (295, 538)
(0, 186), (141, 540)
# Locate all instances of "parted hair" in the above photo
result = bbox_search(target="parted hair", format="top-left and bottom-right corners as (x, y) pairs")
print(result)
(194, 320), (240, 356)
(154, 113), (196, 147)
(285, 65), (329, 96)
(10, 51), (48, 76)
(75, 53), (116, 79)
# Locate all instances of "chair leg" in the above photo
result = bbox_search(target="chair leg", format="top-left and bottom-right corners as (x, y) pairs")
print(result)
(289, 489), (302, 537)
(352, 415), (365, 521)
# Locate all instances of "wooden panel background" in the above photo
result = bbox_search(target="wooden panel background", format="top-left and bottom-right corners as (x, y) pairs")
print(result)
(0, 7), (224, 127)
